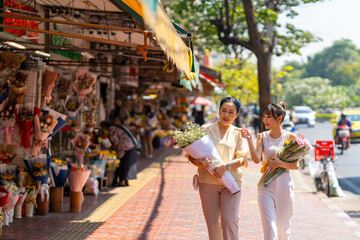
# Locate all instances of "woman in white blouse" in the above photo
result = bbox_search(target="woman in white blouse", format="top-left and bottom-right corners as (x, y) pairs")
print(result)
(241, 101), (298, 240)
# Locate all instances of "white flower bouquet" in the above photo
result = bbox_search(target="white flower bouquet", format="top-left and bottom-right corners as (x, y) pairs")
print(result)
(173, 122), (240, 194)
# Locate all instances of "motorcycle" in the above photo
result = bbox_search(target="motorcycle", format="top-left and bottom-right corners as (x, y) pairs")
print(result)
(336, 125), (351, 154)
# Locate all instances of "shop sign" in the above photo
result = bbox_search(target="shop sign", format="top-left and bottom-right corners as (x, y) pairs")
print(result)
(2, 0), (39, 42)
(50, 24), (82, 61)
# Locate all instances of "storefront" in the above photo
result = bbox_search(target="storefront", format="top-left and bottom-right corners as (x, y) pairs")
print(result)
(0, 0), (200, 235)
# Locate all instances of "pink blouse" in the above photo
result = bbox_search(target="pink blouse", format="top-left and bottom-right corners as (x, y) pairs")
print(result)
(109, 126), (135, 159)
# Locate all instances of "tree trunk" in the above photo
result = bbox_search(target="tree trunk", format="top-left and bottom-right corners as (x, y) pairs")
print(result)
(257, 52), (272, 132)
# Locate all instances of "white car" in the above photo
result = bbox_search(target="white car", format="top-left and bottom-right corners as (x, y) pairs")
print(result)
(293, 106), (316, 127)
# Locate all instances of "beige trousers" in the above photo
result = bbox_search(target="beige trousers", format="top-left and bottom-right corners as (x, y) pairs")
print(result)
(258, 172), (295, 240)
(199, 183), (241, 240)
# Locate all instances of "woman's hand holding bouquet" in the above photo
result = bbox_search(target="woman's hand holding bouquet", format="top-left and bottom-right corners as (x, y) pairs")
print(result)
(260, 136), (312, 187)
(173, 122), (240, 194)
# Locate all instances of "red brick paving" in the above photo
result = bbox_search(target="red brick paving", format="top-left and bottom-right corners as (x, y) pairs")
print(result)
(2, 148), (360, 239)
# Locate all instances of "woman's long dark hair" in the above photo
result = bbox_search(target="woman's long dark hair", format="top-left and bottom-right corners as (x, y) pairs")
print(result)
(262, 101), (287, 123)
(219, 97), (241, 113)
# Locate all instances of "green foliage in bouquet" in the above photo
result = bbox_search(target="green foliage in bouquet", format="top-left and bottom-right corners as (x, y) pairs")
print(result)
(173, 122), (206, 148)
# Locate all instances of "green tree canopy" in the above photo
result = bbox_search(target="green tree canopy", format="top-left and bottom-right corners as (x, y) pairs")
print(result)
(304, 39), (360, 85)
(283, 77), (352, 109)
(215, 59), (258, 104)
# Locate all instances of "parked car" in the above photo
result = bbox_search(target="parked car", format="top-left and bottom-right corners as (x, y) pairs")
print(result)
(293, 106), (316, 127)
(331, 109), (360, 140)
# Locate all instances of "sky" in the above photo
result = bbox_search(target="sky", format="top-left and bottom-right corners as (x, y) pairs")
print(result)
(273, 0), (360, 68)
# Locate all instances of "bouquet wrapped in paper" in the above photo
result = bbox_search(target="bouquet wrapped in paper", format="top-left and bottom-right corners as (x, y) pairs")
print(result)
(24, 155), (50, 185)
(0, 144), (17, 164)
(0, 105), (16, 144)
(0, 52), (26, 72)
(83, 109), (96, 125)
(71, 132), (91, 165)
(0, 187), (9, 207)
(56, 76), (72, 99)
(0, 82), (9, 112)
(25, 184), (38, 211)
(15, 186), (27, 209)
(15, 107), (41, 148)
(73, 71), (96, 101)
(7, 70), (29, 103)
(173, 122), (240, 195)
(84, 93), (99, 109)
(42, 106), (67, 137)
(61, 95), (83, 120)
(41, 70), (58, 108)
(31, 112), (57, 156)
(0, 166), (20, 225)
(68, 165), (91, 192)
(50, 160), (71, 187)
(260, 136), (312, 187)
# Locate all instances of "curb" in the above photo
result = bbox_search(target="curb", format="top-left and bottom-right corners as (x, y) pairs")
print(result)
(315, 191), (360, 238)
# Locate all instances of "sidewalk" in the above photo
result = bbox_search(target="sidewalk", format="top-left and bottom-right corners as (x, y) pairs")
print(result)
(3, 147), (360, 239)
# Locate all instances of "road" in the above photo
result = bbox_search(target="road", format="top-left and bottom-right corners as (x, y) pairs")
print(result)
(296, 121), (360, 224)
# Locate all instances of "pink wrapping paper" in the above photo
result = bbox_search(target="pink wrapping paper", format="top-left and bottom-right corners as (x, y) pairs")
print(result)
(31, 114), (58, 156)
(71, 133), (91, 165)
(72, 71), (96, 101)
(0, 118), (16, 145)
(68, 166), (91, 192)
(41, 70), (58, 108)
(4, 192), (20, 211)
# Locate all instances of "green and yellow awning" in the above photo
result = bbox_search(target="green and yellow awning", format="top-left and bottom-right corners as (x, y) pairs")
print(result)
(112, 0), (195, 81)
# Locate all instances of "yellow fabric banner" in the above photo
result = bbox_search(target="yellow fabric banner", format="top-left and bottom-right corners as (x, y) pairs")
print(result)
(139, 0), (192, 80)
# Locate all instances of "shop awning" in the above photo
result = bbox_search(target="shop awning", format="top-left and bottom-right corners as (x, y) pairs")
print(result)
(112, 0), (194, 80)
(200, 71), (226, 89)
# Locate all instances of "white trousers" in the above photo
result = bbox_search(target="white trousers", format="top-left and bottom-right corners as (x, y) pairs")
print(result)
(258, 172), (295, 240)
(199, 183), (241, 240)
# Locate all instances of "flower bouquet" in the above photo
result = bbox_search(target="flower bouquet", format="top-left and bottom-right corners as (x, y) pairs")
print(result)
(0, 187), (9, 230)
(24, 155), (50, 186)
(173, 122), (240, 194)
(0, 144), (17, 165)
(84, 93), (99, 109)
(7, 71), (29, 103)
(68, 165), (91, 212)
(0, 83), (9, 112)
(42, 106), (67, 138)
(31, 113), (57, 156)
(56, 76), (72, 99)
(61, 95), (83, 120)
(50, 160), (71, 187)
(41, 70), (59, 108)
(24, 184), (38, 217)
(0, 167), (19, 226)
(0, 105), (16, 144)
(15, 107), (41, 148)
(73, 71), (96, 101)
(0, 52), (26, 72)
(24, 156), (51, 215)
(260, 137), (312, 187)
(83, 109), (96, 125)
(71, 132), (91, 165)
(14, 182), (27, 219)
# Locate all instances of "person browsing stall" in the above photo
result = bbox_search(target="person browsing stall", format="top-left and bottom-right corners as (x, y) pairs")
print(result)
(187, 96), (248, 240)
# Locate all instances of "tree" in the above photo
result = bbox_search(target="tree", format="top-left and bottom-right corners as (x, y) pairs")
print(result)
(215, 59), (258, 104)
(283, 77), (352, 109)
(305, 39), (360, 85)
(169, 0), (319, 121)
